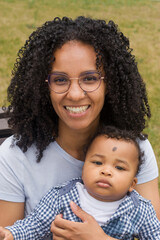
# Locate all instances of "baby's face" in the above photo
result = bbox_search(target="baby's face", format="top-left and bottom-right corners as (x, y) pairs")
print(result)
(82, 135), (138, 202)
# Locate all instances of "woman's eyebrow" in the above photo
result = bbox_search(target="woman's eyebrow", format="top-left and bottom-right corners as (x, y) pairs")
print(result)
(50, 70), (98, 75)
(50, 71), (68, 75)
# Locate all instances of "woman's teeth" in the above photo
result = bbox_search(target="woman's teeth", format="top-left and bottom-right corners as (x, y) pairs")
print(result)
(65, 106), (89, 113)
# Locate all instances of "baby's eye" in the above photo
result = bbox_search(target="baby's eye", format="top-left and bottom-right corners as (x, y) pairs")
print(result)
(115, 166), (125, 171)
(92, 161), (102, 165)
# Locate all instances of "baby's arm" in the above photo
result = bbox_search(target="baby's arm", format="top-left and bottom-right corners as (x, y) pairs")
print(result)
(0, 227), (13, 240)
(1, 188), (59, 240)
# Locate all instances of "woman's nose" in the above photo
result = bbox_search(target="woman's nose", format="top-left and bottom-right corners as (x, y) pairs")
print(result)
(66, 81), (85, 101)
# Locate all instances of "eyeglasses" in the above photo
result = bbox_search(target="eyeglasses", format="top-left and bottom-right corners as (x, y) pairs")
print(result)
(46, 71), (104, 94)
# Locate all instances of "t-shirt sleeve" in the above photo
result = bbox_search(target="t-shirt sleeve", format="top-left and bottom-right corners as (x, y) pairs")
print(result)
(136, 138), (159, 184)
(0, 137), (25, 202)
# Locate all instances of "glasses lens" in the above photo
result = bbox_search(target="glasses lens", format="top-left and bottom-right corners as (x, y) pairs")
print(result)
(79, 73), (101, 92)
(48, 74), (70, 93)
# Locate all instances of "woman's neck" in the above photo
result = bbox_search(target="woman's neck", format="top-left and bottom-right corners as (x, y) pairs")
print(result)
(56, 121), (99, 160)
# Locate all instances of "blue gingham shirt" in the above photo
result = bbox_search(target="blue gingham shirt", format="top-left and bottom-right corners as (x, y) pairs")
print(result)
(6, 178), (160, 240)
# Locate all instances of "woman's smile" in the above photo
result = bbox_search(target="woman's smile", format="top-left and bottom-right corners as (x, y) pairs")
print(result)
(65, 105), (90, 114)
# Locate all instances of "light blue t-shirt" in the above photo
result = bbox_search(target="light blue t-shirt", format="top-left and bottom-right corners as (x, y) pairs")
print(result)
(0, 136), (158, 217)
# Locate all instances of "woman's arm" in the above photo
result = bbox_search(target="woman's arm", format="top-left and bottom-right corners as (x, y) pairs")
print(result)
(51, 201), (118, 240)
(135, 177), (160, 220)
(135, 139), (160, 219)
(0, 201), (24, 226)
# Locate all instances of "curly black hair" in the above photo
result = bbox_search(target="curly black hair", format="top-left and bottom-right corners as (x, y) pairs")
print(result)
(6, 16), (150, 161)
(84, 125), (144, 175)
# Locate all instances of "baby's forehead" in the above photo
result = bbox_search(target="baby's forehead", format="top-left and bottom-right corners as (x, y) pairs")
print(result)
(89, 135), (139, 153)
(87, 135), (140, 165)
(92, 134), (131, 144)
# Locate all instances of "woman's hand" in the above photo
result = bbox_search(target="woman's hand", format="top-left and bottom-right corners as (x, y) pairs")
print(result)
(0, 227), (13, 240)
(51, 201), (116, 240)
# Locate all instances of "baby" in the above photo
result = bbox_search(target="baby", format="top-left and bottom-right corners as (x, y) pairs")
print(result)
(0, 126), (160, 239)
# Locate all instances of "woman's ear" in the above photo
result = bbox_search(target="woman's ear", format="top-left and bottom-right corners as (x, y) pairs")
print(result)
(128, 177), (138, 193)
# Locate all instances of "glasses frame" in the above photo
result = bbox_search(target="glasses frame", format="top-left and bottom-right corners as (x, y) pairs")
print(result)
(45, 71), (104, 94)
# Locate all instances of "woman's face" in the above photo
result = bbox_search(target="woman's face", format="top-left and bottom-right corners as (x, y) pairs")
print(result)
(49, 41), (106, 133)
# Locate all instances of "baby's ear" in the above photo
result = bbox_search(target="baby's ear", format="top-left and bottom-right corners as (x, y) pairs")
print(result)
(128, 177), (138, 192)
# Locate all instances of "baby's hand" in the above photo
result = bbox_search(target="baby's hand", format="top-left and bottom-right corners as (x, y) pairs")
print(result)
(0, 227), (13, 240)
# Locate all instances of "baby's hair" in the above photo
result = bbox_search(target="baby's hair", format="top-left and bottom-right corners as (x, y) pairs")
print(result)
(85, 125), (145, 175)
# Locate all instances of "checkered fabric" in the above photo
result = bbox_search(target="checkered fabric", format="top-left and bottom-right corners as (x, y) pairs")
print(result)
(6, 178), (160, 240)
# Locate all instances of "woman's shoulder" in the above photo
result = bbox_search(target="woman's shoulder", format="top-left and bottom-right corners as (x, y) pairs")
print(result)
(136, 138), (158, 184)
(0, 137), (59, 205)
(137, 137), (157, 164)
(0, 136), (40, 167)
(0, 135), (22, 155)
(138, 137), (154, 153)
(0, 136), (30, 157)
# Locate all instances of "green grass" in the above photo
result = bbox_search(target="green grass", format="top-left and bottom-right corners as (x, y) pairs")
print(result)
(0, 0), (160, 186)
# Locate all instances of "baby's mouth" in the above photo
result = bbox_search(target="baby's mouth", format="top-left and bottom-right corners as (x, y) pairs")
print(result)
(97, 180), (112, 188)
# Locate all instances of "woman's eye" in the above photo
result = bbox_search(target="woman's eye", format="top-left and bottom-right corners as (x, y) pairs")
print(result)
(83, 75), (98, 83)
(92, 161), (102, 165)
(52, 76), (68, 85)
(115, 166), (125, 171)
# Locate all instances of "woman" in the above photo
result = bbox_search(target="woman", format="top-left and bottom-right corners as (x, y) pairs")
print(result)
(0, 16), (159, 240)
